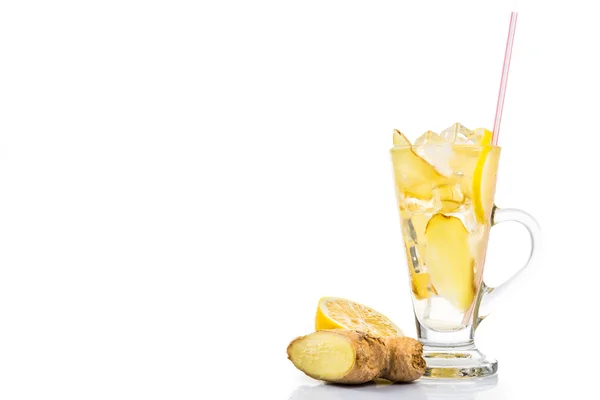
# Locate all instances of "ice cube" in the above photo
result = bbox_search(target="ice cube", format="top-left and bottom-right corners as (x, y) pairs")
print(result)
(404, 218), (418, 243)
(412, 130), (454, 176)
(401, 213), (430, 243)
(407, 245), (423, 273)
(440, 123), (474, 144)
(470, 128), (493, 145)
(414, 142), (454, 177)
(401, 219), (423, 274)
(414, 131), (448, 146)
(457, 204), (481, 235)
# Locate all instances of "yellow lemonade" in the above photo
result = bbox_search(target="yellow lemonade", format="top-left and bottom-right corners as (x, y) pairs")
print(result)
(391, 124), (500, 331)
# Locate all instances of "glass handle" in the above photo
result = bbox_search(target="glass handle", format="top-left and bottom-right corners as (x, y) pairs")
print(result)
(477, 206), (541, 323)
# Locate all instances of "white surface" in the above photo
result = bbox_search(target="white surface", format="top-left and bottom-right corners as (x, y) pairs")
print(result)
(0, 1), (596, 398)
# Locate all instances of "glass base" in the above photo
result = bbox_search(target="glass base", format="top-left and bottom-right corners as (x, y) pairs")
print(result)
(422, 346), (497, 378)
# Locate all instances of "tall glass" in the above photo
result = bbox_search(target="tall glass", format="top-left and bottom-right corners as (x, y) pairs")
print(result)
(391, 142), (539, 378)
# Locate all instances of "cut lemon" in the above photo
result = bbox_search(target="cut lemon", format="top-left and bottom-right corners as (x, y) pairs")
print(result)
(471, 128), (496, 224)
(315, 297), (403, 337)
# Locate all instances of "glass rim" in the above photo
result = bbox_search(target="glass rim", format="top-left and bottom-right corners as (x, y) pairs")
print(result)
(391, 144), (501, 150)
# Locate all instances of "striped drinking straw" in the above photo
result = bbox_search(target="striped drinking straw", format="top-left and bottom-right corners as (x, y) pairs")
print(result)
(492, 12), (519, 145)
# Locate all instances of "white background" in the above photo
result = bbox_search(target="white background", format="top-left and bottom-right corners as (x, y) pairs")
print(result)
(0, 1), (595, 399)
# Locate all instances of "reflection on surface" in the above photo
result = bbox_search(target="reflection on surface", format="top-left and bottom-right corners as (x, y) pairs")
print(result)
(289, 375), (498, 400)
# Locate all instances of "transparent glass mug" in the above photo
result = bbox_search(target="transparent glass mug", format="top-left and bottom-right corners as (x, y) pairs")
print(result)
(391, 144), (540, 378)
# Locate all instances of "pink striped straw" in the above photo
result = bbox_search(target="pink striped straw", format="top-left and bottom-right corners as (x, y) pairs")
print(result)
(492, 12), (518, 146)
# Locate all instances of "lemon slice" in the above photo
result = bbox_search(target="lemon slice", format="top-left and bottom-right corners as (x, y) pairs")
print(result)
(471, 128), (495, 224)
(315, 297), (403, 337)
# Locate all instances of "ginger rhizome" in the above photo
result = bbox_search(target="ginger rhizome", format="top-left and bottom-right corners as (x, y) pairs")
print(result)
(287, 329), (425, 384)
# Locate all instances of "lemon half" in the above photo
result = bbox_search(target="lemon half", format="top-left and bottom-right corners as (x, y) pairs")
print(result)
(315, 297), (403, 337)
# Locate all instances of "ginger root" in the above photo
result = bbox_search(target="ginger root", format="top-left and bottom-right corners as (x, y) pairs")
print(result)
(287, 330), (425, 384)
